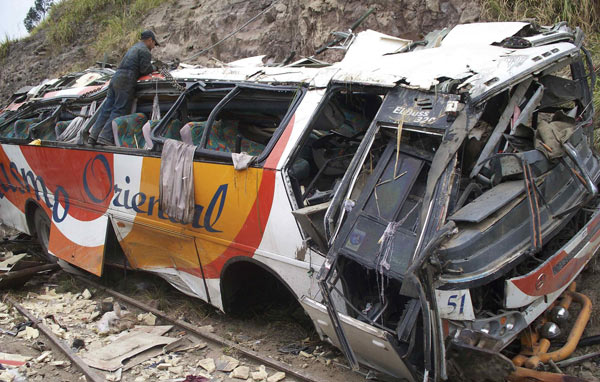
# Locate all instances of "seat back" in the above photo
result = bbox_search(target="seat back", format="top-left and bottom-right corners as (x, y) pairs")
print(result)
(54, 120), (74, 140)
(144, 119), (183, 149)
(207, 120), (238, 152)
(142, 120), (159, 149)
(240, 139), (265, 156)
(164, 119), (183, 141)
(13, 118), (40, 139)
(112, 113), (148, 148)
(180, 121), (206, 145)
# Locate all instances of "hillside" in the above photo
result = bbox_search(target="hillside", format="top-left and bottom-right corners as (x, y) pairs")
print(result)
(0, 0), (480, 103)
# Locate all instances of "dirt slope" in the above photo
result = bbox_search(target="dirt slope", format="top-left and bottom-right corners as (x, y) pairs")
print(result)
(0, 0), (479, 103)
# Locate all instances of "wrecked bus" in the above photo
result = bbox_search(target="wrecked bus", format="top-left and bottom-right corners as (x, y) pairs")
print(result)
(0, 22), (598, 381)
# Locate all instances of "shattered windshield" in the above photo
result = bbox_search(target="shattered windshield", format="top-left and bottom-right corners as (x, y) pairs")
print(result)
(331, 86), (451, 278)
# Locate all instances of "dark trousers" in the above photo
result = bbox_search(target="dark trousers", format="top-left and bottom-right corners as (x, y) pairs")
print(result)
(89, 69), (136, 143)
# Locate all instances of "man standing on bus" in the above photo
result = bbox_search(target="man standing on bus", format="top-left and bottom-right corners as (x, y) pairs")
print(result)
(88, 30), (160, 146)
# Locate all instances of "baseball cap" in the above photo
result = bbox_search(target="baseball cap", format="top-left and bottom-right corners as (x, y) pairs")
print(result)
(141, 30), (160, 46)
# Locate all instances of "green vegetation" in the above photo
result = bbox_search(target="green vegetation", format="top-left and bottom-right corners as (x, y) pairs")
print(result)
(33, 0), (171, 60)
(0, 35), (14, 63)
(481, 0), (600, 128)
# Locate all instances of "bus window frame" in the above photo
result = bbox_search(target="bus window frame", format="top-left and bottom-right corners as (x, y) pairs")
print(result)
(150, 81), (306, 167)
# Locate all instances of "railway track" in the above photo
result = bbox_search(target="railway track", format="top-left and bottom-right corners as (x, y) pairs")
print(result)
(5, 274), (325, 382)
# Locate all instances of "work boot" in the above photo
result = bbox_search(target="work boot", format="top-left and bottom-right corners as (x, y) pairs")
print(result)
(97, 137), (114, 146)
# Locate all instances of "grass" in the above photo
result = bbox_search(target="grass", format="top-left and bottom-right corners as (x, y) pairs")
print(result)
(30, 0), (172, 62)
(0, 35), (15, 63)
(480, 0), (600, 134)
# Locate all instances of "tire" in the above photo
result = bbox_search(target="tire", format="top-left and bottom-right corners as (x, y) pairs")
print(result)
(33, 208), (57, 263)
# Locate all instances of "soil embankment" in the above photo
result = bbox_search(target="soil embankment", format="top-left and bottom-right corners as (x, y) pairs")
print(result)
(0, 0), (479, 103)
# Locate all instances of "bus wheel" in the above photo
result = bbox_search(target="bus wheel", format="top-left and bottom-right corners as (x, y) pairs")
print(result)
(33, 208), (57, 263)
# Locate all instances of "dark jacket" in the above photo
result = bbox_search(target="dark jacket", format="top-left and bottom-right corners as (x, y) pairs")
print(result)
(116, 41), (154, 79)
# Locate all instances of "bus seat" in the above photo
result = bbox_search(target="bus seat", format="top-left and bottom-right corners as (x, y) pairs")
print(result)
(142, 120), (158, 149)
(291, 158), (311, 180)
(180, 121), (206, 145)
(54, 120), (74, 139)
(240, 139), (265, 156)
(142, 119), (182, 150)
(112, 113), (148, 148)
(13, 118), (40, 139)
(164, 119), (183, 141)
(207, 120), (237, 152)
(334, 109), (370, 137)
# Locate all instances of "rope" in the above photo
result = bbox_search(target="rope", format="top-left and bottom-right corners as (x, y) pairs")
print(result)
(185, 0), (280, 61)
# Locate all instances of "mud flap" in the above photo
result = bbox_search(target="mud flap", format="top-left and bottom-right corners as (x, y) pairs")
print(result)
(48, 214), (108, 276)
(300, 296), (415, 381)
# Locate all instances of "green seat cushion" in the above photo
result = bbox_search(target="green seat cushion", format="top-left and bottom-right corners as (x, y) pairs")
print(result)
(13, 118), (40, 139)
(113, 113), (148, 148)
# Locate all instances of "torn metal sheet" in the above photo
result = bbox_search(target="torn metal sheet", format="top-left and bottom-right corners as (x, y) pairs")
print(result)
(83, 326), (176, 371)
(440, 22), (528, 47)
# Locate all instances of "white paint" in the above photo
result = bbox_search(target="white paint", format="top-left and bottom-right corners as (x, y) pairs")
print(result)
(435, 289), (475, 320)
(275, 90), (326, 170)
(340, 29), (411, 65)
(1, 144), (107, 246)
(505, 225), (600, 308)
(227, 55), (266, 67)
(0, 196), (28, 234)
(149, 267), (209, 302)
(440, 22), (528, 47)
(106, 154), (144, 238)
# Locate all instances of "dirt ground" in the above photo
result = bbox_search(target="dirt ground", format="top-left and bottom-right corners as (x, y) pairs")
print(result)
(5, 227), (600, 382)
(0, 231), (365, 382)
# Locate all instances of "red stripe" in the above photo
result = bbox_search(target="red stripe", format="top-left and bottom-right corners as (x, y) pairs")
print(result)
(197, 169), (277, 279)
(0, 359), (26, 366)
(265, 115), (295, 170)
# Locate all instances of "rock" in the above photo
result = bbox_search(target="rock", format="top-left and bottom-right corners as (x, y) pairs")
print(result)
(231, 366), (250, 379)
(216, 355), (239, 372)
(425, 0), (440, 12)
(267, 372), (285, 382)
(35, 351), (52, 363)
(137, 312), (156, 326)
(100, 298), (114, 313)
(579, 371), (599, 382)
(299, 351), (312, 358)
(17, 326), (39, 340)
(81, 289), (92, 299)
(168, 365), (183, 374)
(49, 360), (69, 367)
(157, 363), (171, 370)
(198, 325), (215, 333)
(251, 365), (268, 380)
(459, 6), (480, 24)
(197, 358), (216, 373)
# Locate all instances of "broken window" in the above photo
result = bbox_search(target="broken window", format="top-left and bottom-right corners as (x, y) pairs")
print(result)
(151, 83), (303, 162)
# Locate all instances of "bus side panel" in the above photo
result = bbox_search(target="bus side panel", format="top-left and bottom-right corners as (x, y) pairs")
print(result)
(48, 214), (108, 276)
(0, 144), (36, 233)
(110, 156), (275, 308)
(1, 145), (116, 275)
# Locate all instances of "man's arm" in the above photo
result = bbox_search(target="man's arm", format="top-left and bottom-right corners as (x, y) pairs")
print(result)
(138, 47), (154, 76)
